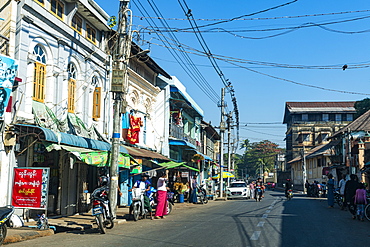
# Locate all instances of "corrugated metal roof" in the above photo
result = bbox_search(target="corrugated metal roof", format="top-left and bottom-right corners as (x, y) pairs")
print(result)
(286, 102), (355, 108)
(123, 145), (170, 161)
(331, 109), (370, 138)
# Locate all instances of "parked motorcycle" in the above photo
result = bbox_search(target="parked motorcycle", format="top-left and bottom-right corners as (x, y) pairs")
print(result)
(0, 205), (14, 245)
(131, 188), (149, 221)
(197, 185), (209, 204)
(91, 186), (114, 234)
(286, 189), (293, 200)
(334, 188), (344, 208)
(147, 187), (174, 215)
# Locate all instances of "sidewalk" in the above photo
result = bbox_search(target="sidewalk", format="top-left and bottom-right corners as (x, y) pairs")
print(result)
(3, 225), (54, 245)
(3, 201), (210, 245)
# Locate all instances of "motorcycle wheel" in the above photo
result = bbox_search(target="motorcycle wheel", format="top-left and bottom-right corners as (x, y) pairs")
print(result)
(167, 202), (173, 215)
(0, 224), (7, 245)
(203, 195), (209, 204)
(133, 203), (140, 221)
(96, 214), (106, 234)
(105, 218), (114, 229)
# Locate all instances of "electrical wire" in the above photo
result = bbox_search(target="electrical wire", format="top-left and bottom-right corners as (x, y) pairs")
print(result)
(146, 0), (221, 102)
(133, 0), (220, 104)
(225, 60), (370, 96)
(133, 9), (370, 22)
(176, 0), (299, 31)
(178, 0), (240, 142)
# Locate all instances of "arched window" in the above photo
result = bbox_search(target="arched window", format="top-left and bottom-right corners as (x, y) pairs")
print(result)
(67, 63), (77, 113)
(92, 76), (101, 120)
(33, 45), (46, 102)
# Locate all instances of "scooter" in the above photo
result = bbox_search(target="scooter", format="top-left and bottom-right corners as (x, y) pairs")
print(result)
(334, 188), (344, 208)
(286, 189), (293, 200)
(148, 187), (174, 215)
(91, 186), (114, 234)
(0, 205), (14, 245)
(131, 188), (148, 221)
(196, 185), (209, 204)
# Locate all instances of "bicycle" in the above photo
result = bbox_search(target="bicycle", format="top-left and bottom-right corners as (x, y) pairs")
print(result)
(365, 198), (370, 221)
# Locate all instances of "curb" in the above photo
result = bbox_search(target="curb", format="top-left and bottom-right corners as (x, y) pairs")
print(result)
(3, 229), (54, 245)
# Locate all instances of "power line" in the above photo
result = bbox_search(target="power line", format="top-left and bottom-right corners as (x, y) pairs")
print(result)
(146, 0), (221, 102)
(178, 0), (240, 142)
(132, 0), (220, 104)
(176, 0), (299, 31)
(225, 60), (370, 96)
(133, 9), (370, 22)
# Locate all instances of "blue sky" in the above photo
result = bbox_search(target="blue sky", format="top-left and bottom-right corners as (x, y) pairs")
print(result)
(95, 0), (370, 148)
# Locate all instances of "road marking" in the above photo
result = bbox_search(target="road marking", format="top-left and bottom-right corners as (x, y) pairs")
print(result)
(257, 221), (265, 227)
(268, 206), (273, 210)
(265, 210), (271, 213)
(250, 231), (261, 240)
(262, 214), (268, 218)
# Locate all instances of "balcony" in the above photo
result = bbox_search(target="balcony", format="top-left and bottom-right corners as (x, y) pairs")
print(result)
(169, 123), (201, 151)
(0, 35), (9, 56)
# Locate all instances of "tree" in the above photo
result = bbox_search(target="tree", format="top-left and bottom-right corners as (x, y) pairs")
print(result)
(354, 98), (370, 119)
(238, 139), (283, 178)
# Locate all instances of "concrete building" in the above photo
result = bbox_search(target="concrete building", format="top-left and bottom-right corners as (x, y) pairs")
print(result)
(283, 102), (356, 167)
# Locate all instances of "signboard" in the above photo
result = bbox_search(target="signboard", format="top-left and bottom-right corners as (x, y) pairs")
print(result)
(0, 55), (18, 117)
(12, 168), (50, 209)
(111, 69), (125, 92)
(130, 159), (142, 174)
(181, 172), (189, 178)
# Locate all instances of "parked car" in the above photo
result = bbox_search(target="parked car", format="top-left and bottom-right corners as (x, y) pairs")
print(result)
(226, 181), (250, 199)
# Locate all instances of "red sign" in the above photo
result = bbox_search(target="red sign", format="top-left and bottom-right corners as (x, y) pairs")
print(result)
(12, 168), (45, 209)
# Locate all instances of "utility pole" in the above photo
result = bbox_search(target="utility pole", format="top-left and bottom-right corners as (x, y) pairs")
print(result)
(227, 111), (232, 187)
(109, 0), (132, 217)
(302, 146), (307, 194)
(347, 128), (352, 175)
(218, 88), (226, 198)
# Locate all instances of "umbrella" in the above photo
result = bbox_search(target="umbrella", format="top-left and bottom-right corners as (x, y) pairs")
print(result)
(212, 172), (235, 179)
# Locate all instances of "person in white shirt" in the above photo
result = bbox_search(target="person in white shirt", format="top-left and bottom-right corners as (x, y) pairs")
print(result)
(155, 170), (168, 219)
(338, 174), (347, 210)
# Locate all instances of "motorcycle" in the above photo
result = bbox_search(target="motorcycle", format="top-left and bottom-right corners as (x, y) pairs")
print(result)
(91, 186), (114, 234)
(131, 188), (149, 221)
(0, 205), (14, 245)
(147, 187), (174, 215)
(286, 189), (293, 200)
(334, 188), (344, 208)
(196, 185), (209, 204)
(255, 187), (263, 202)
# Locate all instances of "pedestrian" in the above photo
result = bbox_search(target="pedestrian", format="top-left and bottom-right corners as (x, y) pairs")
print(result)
(305, 180), (310, 195)
(155, 170), (169, 219)
(344, 174), (360, 219)
(249, 181), (255, 199)
(131, 174), (153, 220)
(327, 174), (335, 208)
(338, 174), (347, 210)
(354, 183), (367, 221)
(189, 175), (198, 203)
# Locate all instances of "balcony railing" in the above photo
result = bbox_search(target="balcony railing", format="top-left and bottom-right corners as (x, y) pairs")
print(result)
(0, 35), (9, 56)
(169, 123), (201, 151)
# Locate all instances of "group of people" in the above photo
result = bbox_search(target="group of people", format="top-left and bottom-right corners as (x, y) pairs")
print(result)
(249, 178), (265, 201)
(326, 174), (368, 221)
(130, 170), (170, 220)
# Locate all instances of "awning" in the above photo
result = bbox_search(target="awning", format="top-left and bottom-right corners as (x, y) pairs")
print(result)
(16, 124), (127, 153)
(157, 161), (200, 172)
(44, 142), (130, 168)
(169, 139), (196, 149)
(123, 145), (170, 161)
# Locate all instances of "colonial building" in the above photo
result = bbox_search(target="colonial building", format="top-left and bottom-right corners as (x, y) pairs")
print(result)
(283, 102), (356, 167)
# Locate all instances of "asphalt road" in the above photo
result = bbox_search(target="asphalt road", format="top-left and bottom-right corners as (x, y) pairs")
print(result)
(8, 191), (370, 247)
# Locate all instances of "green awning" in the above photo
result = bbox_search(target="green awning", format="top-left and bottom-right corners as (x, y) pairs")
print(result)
(157, 161), (199, 172)
(43, 142), (130, 168)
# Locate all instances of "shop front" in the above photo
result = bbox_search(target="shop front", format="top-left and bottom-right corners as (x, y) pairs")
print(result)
(14, 124), (130, 216)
